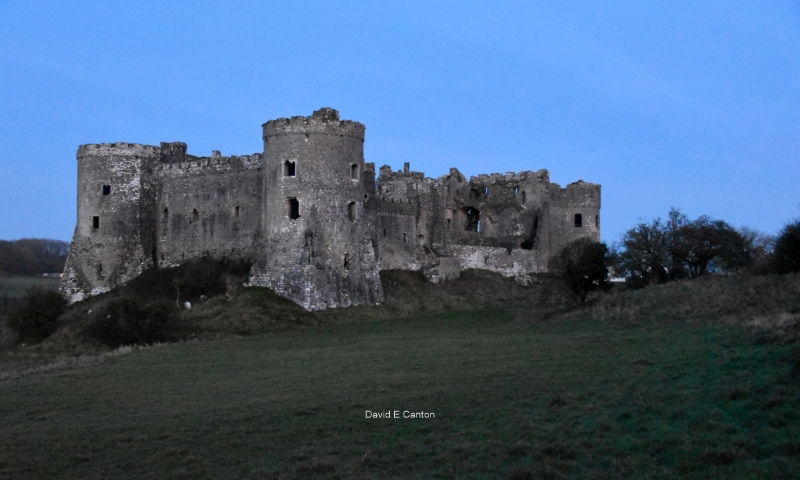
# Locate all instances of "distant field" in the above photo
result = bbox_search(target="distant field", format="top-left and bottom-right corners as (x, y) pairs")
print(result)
(0, 310), (797, 479)
(0, 275), (60, 298)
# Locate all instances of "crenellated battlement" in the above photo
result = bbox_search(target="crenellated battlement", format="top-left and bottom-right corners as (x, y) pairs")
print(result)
(63, 107), (601, 310)
(262, 107), (365, 140)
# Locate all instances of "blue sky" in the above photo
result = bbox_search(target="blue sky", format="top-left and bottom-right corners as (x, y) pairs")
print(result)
(1, 1), (798, 243)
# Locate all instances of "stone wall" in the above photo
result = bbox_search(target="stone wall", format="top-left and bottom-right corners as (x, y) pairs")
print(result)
(62, 107), (601, 309)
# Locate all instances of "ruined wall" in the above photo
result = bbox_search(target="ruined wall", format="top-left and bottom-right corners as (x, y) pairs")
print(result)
(249, 108), (383, 310)
(62, 107), (600, 309)
(61, 143), (159, 302)
(156, 143), (263, 266)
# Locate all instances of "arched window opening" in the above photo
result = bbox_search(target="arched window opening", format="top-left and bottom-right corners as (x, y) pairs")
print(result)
(347, 202), (356, 222)
(574, 213), (583, 228)
(284, 160), (296, 177)
(350, 163), (359, 180)
(234, 205), (240, 218)
(287, 198), (300, 219)
(462, 206), (480, 232)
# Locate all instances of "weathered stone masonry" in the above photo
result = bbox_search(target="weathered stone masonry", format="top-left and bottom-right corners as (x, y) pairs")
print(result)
(62, 108), (600, 310)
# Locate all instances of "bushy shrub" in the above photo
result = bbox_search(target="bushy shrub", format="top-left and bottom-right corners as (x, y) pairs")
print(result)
(88, 296), (175, 347)
(7, 287), (67, 342)
(773, 220), (800, 274)
(550, 238), (612, 302)
(125, 257), (251, 303)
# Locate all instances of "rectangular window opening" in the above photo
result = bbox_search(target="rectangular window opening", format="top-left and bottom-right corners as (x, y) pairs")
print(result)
(574, 213), (583, 228)
(287, 198), (300, 219)
(102, 185), (111, 195)
(284, 161), (296, 177)
(92, 216), (100, 229)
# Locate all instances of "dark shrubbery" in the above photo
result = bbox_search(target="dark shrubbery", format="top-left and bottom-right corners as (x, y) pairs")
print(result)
(550, 238), (612, 302)
(773, 220), (800, 274)
(88, 297), (175, 347)
(7, 287), (67, 342)
(126, 257), (251, 303)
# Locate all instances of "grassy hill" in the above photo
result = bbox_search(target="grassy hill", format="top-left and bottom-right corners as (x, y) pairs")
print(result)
(0, 272), (799, 478)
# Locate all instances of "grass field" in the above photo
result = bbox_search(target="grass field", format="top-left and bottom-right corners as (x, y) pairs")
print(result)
(1, 308), (798, 479)
(0, 275), (60, 298)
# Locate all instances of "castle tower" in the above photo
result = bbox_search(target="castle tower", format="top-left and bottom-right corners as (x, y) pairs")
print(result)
(61, 143), (159, 302)
(249, 108), (383, 310)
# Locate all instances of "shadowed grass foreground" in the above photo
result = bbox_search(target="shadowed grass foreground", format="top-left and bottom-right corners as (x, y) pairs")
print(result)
(1, 310), (798, 479)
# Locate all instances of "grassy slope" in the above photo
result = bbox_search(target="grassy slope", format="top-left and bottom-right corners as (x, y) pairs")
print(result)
(0, 273), (799, 478)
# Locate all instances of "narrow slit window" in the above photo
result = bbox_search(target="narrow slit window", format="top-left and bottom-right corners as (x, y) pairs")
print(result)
(102, 185), (111, 195)
(513, 186), (519, 196)
(162, 208), (169, 232)
(574, 213), (583, 228)
(347, 202), (356, 222)
(92, 216), (100, 229)
(287, 198), (300, 219)
(595, 215), (599, 227)
(284, 160), (296, 177)
(350, 163), (359, 180)
(192, 209), (199, 222)
(234, 205), (240, 218)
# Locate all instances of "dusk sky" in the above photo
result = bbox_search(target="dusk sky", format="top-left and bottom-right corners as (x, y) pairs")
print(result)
(1, 1), (798, 244)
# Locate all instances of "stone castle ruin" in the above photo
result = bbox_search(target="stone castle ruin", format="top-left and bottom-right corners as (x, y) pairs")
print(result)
(62, 108), (600, 310)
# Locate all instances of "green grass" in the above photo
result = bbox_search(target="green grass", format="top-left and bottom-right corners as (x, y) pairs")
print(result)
(1, 310), (798, 479)
(0, 275), (60, 298)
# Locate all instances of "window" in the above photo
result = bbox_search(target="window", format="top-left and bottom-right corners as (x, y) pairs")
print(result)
(284, 160), (296, 177)
(483, 186), (489, 195)
(102, 185), (111, 195)
(574, 213), (583, 228)
(513, 186), (519, 196)
(462, 206), (480, 232)
(162, 208), (169, 232)
(343, 253), (350, 270)
(595, 215), (599, 227)
(92, 216), (100, 229)
(287, 198), (300, 219)
(347, 202), (356, 222)
(234, 205), (240, 218)
(192, 209), (199, 222)
(350, 163), (359, 180)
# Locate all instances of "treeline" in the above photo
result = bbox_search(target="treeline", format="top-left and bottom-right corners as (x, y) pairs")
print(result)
(551, 208), (800, 300)
(0, 239), (69, 275)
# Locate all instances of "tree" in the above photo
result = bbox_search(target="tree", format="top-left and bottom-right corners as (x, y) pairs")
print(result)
(773, 220), (800, 274)
(618, 208), (752, 287)
(550, 237), (611, 302)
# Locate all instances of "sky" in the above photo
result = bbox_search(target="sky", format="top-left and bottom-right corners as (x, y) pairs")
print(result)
(1, 1), (799, 244)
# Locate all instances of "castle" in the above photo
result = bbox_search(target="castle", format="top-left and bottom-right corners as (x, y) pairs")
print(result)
(61, 108), (600, 310)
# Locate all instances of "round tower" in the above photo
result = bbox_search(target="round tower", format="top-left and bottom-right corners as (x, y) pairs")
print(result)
(61, 143), (159, 302)
(250, 107), (383, 310)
